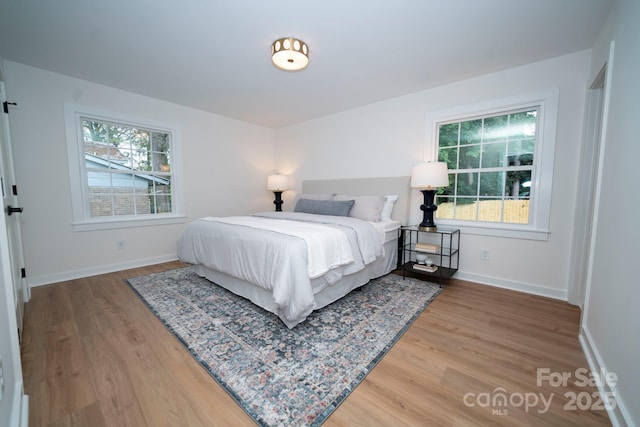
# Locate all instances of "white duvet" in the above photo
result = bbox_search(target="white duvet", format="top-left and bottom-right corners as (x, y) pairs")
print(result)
(204, 216), (353, 279)
(176, 212), (383, 328)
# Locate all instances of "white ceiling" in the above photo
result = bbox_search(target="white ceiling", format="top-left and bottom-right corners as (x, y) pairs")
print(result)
(0, 0), (614, 128)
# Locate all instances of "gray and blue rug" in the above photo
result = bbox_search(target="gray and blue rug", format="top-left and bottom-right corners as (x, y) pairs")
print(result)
(127, 267), (441, 426)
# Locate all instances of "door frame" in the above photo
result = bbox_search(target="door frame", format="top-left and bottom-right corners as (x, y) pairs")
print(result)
(566, 67), (606, 307)
(0, 76), (28, 335)
(567, 42), (614, 308)
(0, 68), (29, 427)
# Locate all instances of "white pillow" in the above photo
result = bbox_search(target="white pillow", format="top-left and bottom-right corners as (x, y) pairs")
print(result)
(380, 195), (398, 221)
(334, 194), (386, 222)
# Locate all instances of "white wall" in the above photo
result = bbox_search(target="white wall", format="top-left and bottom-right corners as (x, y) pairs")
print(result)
(2, 61), (275, 286)
(581, 0), (640, 425)
(275, 50), (591, 299)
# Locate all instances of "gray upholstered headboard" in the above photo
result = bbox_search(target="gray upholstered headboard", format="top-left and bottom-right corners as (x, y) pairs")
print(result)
(301, 176), (411, 225)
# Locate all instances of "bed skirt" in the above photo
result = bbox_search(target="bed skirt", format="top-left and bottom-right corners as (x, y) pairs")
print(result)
(193, 237), (398, 326)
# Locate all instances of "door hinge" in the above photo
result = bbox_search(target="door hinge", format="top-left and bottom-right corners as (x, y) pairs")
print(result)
(3, 101), (17, 114)
(21, 268), (26, 278)
(12, 185), (18, 196)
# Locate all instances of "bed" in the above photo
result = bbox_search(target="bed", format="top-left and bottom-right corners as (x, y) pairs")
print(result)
(177, 177), (410, 328)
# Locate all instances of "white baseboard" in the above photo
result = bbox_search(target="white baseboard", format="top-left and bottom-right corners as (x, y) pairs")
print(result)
(453, 270), (568, 301)
(27, 254), (179, 287)
(579, 326), (633, 427)
(8, 383), (27, 427)
(20, 395), (28, 427)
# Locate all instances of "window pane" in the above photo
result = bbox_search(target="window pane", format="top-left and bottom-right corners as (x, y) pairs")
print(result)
(479, 172), (504, 197)
(456, 172), (478, 196)
(147, 176), (172, 214)
(483, 115), (508, 142)
(87, 171), (113, 217)
(133, 130), (150, 150)
(113, 193), (136, 216)
(109, 147), (130, 169)
(507, 139), (535, 166)
(131, 149), (151, 171)
(438, 147), (458, 171)
(108, 174), (135, 215)
(454, 198), (477, 221)
(87, 170), (112, 187)
(438, 123), (459, 147)
(459, 145), (480, 169)
(151, 151), (170, 172)
(151, 132), (171, 152)
(505, 170), (532, 198)
(508, 110), (537, 139)
(85, 141), (117, 159)
(150, 132), (171, 172)
(504, 198), (530, 224)
(436, 196), (454, 219)
(89, 194), (113, 217)
(109, 124), (131, 150)
(439, 174), (456, 196)
(478, 198), (503, 222)
(481, 142), (506, 168)
(153, 194), (172, 214)
(83, 120), (108, 143)
(460, 119), (482, 145)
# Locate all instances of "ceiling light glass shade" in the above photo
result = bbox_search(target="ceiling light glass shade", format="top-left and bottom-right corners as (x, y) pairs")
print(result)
(271, 37), (309, 71)
(267, 174), (289, 191)
(410, 162), (449, 189)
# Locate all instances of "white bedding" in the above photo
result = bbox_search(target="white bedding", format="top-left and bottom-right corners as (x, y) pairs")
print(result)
(201, 216), (354, 278)
(177, 212), (389, 328)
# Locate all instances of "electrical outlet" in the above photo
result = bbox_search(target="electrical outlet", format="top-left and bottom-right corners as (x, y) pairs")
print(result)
(117, 240), (126, 250)
(480, 248), (491, 261)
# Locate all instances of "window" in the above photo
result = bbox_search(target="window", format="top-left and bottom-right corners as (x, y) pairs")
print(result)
(426, 90), (558, 240)
(65, 104), (185, 231)
(437, 107), (537, 224)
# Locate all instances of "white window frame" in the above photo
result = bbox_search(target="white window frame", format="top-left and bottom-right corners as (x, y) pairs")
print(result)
(424, 89), (559, 241)
(64, 103), (186, 231)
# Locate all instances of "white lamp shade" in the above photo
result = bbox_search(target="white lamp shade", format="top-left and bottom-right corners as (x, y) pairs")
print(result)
(267, 174), (288, 191)
(410, 162), (449, 188)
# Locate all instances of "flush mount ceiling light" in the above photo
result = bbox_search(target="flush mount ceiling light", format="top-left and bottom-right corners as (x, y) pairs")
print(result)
(271, 37), (309, 71)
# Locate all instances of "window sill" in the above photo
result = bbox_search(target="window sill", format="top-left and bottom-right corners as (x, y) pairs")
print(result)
(435, 220), (550, 241)
(72, 214), (188, 232)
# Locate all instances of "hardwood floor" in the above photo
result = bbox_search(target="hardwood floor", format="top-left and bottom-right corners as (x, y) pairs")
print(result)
(21, 262), (611, 426)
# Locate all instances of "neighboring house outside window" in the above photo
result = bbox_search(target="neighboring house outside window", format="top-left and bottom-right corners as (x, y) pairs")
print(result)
(84, 152), (171, 217)
(65, 104), (185, 231)
(425, 90), (558, 240)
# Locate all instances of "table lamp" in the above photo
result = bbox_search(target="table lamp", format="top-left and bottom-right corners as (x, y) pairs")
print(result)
(410, 162), (449, 231)
(267, 174), (288, 212)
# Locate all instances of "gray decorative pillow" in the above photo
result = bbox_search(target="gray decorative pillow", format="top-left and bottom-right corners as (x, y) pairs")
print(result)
(294, 198), (355, 217)
(334, 194), (386, 222)
(292, 193), (334, 211)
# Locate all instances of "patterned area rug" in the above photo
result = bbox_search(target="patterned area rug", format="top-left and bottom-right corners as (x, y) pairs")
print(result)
(126, 267), (441, 426)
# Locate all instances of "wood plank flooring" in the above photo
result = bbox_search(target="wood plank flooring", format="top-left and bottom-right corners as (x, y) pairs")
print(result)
(21, 262), (611, 426)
